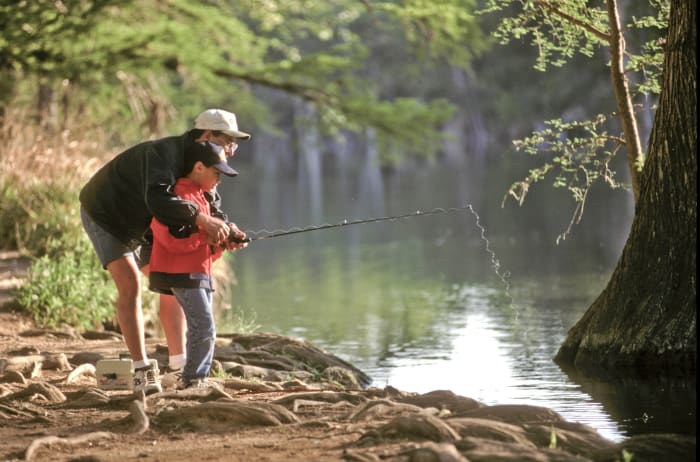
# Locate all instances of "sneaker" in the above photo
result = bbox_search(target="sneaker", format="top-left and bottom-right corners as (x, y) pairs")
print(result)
(133, 363), (162, 394)
(184, 378), (221, 391)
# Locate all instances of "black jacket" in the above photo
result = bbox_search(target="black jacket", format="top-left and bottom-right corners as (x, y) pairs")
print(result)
(79, 131), (227, 245)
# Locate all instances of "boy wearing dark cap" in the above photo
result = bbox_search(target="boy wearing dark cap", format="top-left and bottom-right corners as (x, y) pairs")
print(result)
(148, 142), (242, 389)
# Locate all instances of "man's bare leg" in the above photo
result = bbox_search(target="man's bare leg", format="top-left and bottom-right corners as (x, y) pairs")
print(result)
(159, 293), (187, 363)
(107, 255), (148, 363)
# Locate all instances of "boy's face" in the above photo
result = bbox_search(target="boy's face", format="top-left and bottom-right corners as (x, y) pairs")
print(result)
(193, 163), (222, 192)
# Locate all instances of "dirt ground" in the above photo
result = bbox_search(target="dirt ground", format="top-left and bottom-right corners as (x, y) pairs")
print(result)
(0, 301), (390, 462)
(1, 251), (369, 461)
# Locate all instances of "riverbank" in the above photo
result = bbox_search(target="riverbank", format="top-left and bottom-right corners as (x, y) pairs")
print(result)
(0, 252), (695, 461)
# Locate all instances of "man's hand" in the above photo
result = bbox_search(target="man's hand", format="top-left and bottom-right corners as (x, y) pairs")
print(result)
(224, 223), (249, 250)
(195, 214), (230, 244)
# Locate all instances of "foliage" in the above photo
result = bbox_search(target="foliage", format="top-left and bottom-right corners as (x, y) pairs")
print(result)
(371, 0), (485, 65)
(1, 0), (485, 155)
(0, 105), (118, 328)
(0, 179), (82, 255)
(0, 1), (121, 78)
(479, 0), (667, 76)
(16, 237), (116, 330)
(0, 106), (107, 254)
(4, 172), (119, 329)
(549, 426), (557, 449)
(480, 0), (668, 239)
(503, 113), (629, 243)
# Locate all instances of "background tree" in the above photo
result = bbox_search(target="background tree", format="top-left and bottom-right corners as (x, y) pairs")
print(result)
(554, 0), (696, 375)
(481, 0), (667, 241)
(0, 0), (484, 154)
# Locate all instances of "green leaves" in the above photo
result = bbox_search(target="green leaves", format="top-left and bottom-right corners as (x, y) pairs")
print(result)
(2, 0), (486, 158)
(17, 238), (117, 330)
(376, 0), (485, 67)
(479, 0), (609, 72)
(504, 114), (629, 243)
(0, 0), (124, 76)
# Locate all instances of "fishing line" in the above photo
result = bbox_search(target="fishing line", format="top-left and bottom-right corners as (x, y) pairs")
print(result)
(237, 205), (511, 299)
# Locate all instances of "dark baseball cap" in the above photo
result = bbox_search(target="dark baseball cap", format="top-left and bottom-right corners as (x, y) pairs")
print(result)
(186, 142), (238, 177)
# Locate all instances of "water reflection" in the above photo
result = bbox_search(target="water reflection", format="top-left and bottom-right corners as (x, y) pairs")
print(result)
(373, 288), (626, 442)
(560, 367), (697, 438)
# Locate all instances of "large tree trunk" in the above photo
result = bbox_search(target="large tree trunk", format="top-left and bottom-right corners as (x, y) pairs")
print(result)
(555, 0), (696, 375)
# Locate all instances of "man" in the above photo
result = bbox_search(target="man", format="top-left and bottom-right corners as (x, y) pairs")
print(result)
(79, 109), (250, 393)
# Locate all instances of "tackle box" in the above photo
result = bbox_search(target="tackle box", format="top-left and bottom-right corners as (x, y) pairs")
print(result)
(95, 358), (134, 390)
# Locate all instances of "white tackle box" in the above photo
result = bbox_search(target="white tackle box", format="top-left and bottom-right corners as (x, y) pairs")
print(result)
(95, 358), (134, 390)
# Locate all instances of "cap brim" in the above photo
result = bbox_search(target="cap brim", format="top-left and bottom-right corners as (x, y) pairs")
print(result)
(212, 162), (238, 177)
(222, 129), (251, 140)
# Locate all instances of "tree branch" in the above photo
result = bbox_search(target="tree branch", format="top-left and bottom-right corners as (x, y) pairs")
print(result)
(534, 0), (611, 42)
(212, 68), (337, 107)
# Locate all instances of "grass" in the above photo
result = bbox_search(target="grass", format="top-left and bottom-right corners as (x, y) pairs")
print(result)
(0, 106), (119, 328)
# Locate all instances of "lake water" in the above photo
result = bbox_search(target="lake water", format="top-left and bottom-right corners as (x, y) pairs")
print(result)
(216, 157), (696, 443)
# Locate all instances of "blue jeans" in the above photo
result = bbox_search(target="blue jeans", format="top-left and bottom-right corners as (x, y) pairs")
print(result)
(171, 287), (216, 385)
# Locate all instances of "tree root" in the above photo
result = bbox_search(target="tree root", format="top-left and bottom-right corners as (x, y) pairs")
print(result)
(153, 401), (300, 432)
(0, 382), (66, 404)
(24, 431), (113, 461)
(64, 362), (96, 384)
(358, 414), (460, 445)
(128, 399), (149, 434)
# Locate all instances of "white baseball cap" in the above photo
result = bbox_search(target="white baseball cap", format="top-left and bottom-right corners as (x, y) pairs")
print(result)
(194, 109), (251, 140)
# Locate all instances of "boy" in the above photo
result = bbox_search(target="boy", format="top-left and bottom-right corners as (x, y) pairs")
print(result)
(148, 141), (245, 389)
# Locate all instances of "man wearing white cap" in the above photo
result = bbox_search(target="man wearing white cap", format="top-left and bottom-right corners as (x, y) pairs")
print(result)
(79, 109), (250, 394)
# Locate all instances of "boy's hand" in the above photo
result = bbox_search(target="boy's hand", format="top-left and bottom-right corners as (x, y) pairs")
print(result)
(196, 214), (230, 244)
(224, 223), (249, 250)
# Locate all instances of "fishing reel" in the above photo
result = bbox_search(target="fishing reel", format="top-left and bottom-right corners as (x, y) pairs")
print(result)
(226, 231), (251, 245)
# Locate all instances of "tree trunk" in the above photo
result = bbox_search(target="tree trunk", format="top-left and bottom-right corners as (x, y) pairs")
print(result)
(555, 0), (696, 375)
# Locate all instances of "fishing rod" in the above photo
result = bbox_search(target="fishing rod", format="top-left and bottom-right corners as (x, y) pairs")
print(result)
(228, 205), (477, 244)
(228, 203), (513, 303)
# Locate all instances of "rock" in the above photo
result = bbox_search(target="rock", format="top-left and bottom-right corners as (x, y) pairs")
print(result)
(524, 422), (615, 457)
(456, 436), (590, 461)
(590, 433), (697, 462)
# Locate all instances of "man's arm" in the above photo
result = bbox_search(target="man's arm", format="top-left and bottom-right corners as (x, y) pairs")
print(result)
(205, 190), (228, 222)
